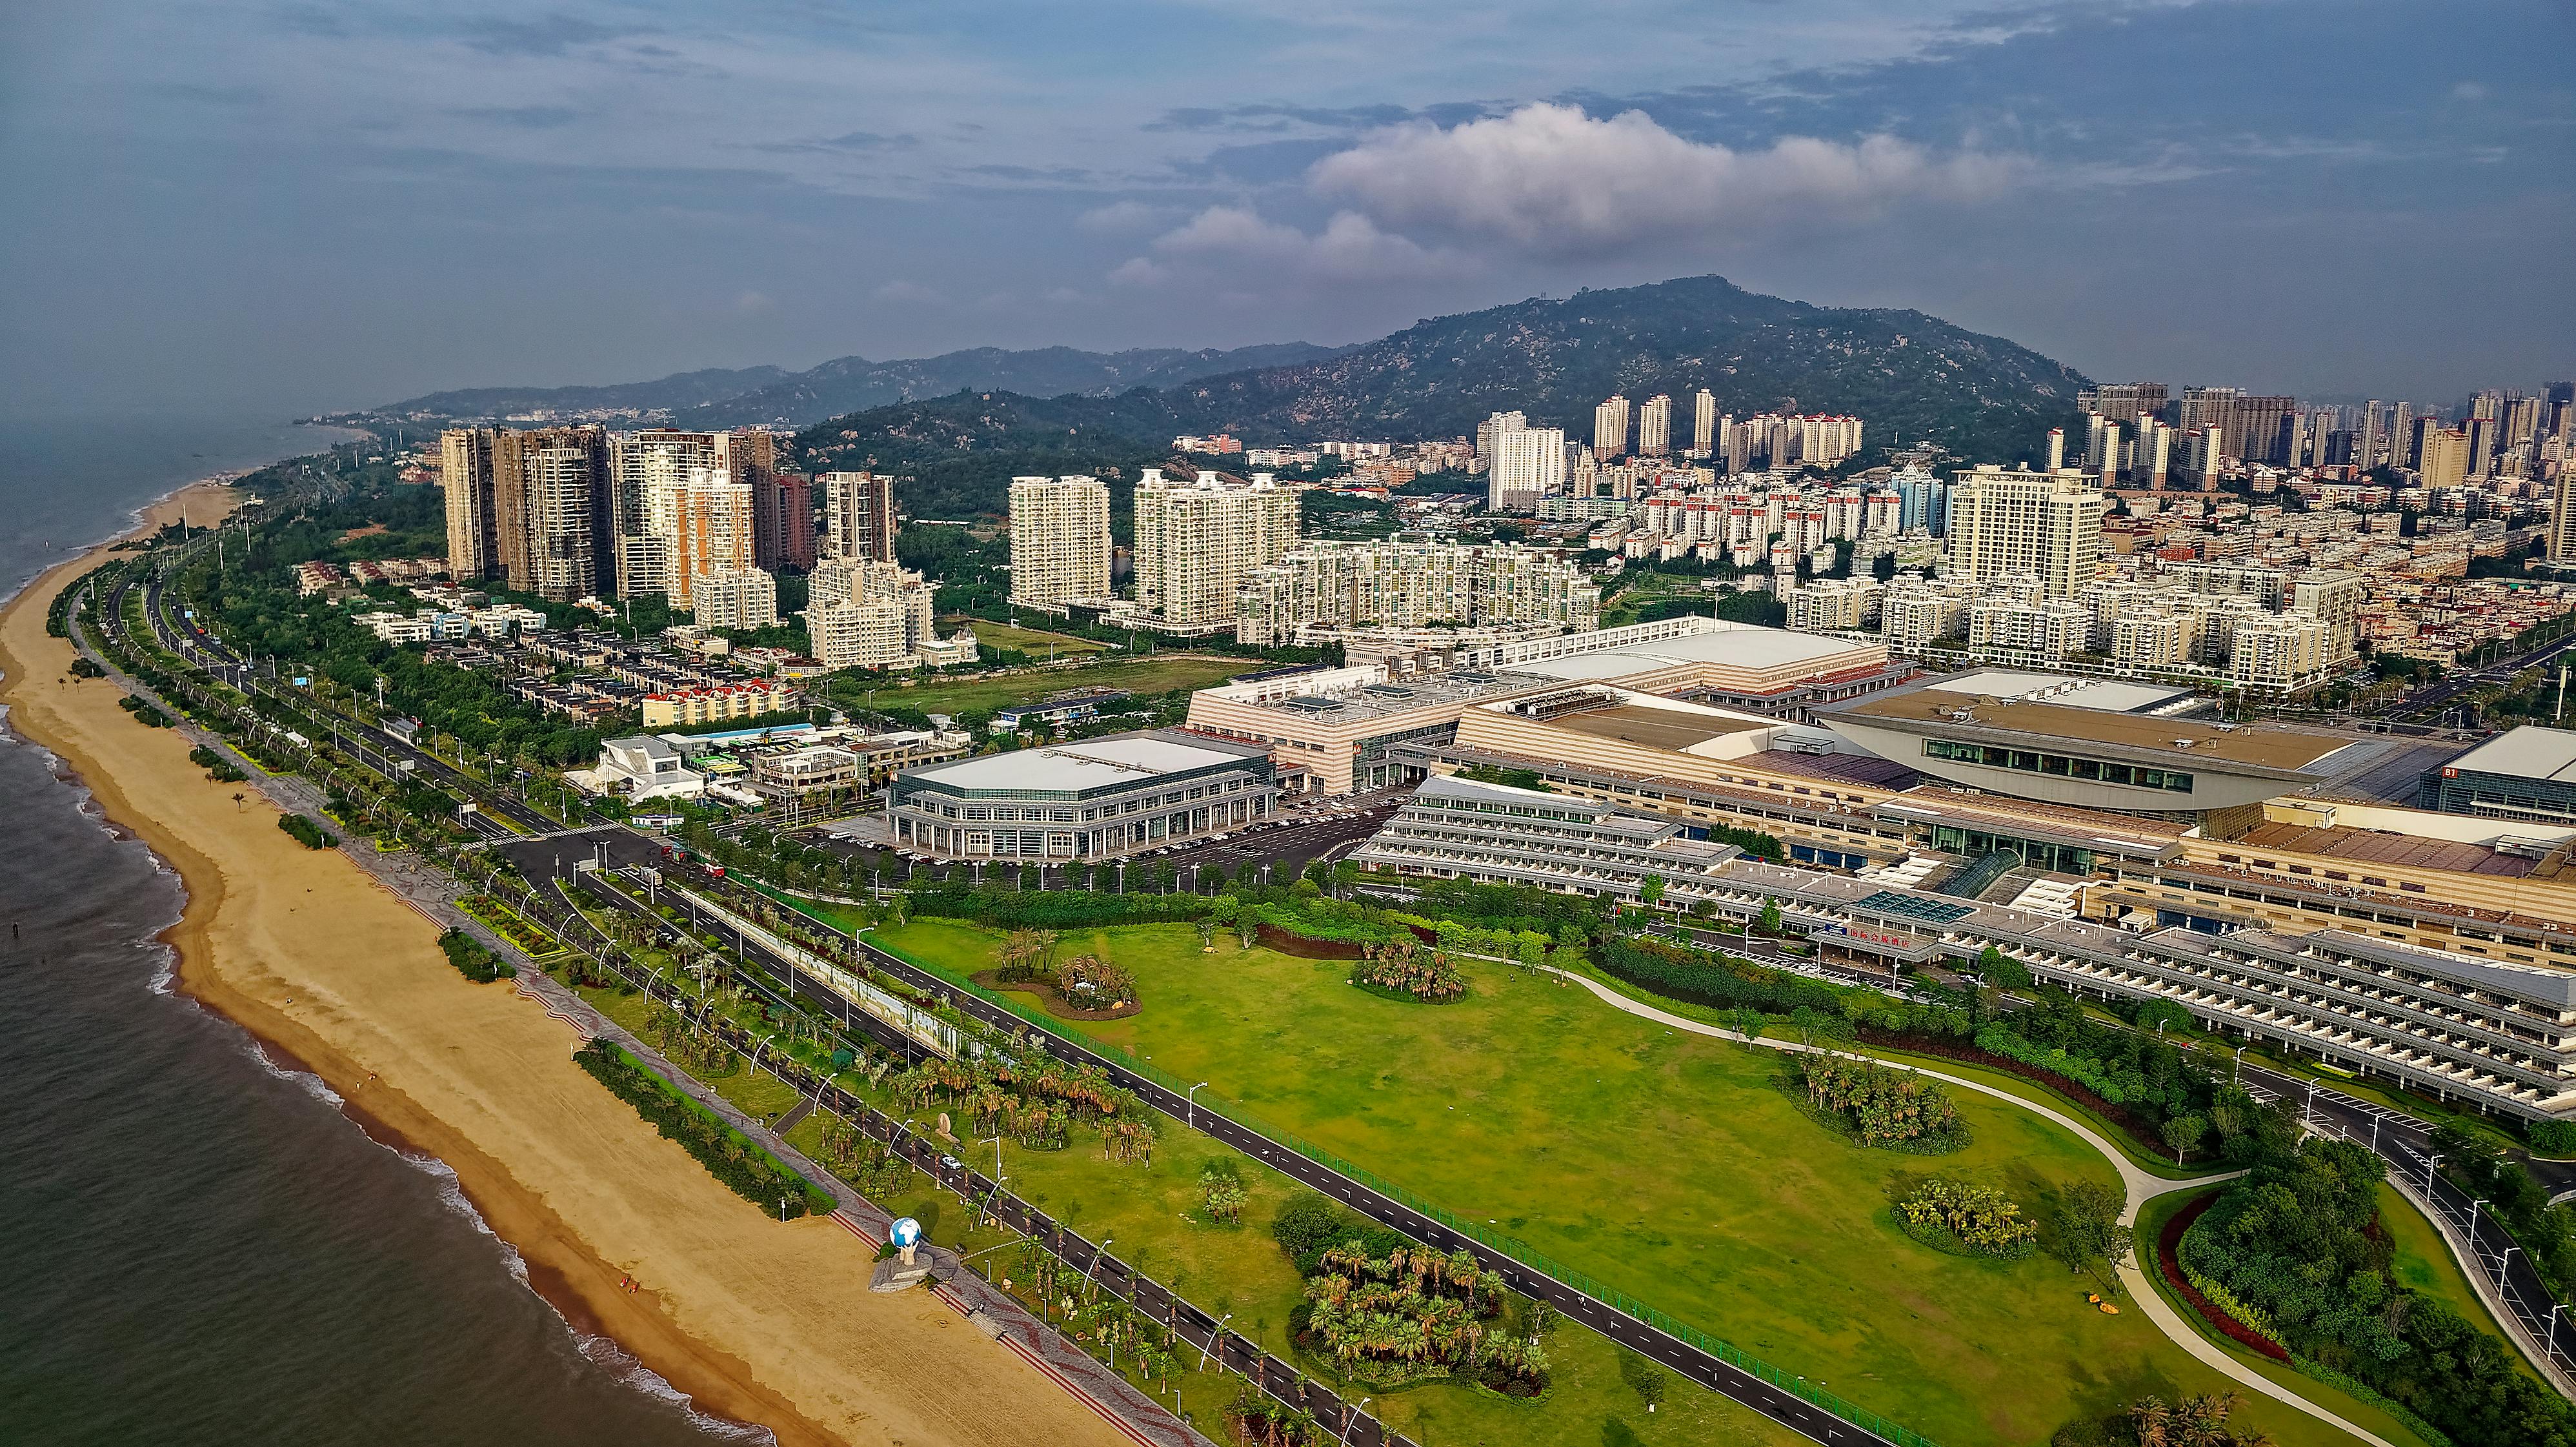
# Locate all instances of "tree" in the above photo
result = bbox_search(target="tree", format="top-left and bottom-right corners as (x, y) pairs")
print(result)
(1756, 898), (1782, 935)
(1617, 1349), (1667, 1413)
(1638, 875), (1666, 910)
(2161, 1113), (2208, 1165)
(2051, 1179), (2133, 1292)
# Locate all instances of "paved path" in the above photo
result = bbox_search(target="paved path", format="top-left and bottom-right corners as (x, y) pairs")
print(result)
(1538, 964), (2408, 1447)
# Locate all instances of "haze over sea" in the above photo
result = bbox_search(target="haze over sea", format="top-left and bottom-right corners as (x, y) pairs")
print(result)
(0, 416), (739, 1445)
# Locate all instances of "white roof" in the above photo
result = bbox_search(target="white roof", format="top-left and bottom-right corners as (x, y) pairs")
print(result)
(1926, 670), (2197, 716)
(2444, 725), (2576, 784)
(906, 732), (1256, 793)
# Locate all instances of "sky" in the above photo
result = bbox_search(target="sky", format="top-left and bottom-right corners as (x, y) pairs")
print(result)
(2, 0), (2570, 423)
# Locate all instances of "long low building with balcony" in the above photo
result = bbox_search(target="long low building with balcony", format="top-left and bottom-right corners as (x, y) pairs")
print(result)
(1351, 775), (2576, 1120)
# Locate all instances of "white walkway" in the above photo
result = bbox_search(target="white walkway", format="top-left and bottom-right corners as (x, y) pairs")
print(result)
(1538, 963), (2400, 1447)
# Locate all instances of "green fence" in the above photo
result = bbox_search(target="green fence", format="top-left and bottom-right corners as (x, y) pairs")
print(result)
(853, 930), (1940, 1447)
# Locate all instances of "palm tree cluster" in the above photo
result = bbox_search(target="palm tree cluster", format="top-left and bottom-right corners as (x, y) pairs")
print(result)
(1348, 938), (1465, 1003)
(1895, 1177), (2037, 1257)
(1298, 1240), (1543, 1391)
(993, 928), (1061, 984)
(1227, 1383), (1325, 1445)
(1798, 1055), (1962, 1148)
(1061, 953), (1137, 1007)
(889, 1051), (1156, 1162)
(2128, 1392), (2271, 1447)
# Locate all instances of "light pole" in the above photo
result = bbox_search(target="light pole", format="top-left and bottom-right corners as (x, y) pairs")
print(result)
(1199, 1312), (1233, 1372)
(1083, 1237), (1113, 1295)
(1187, 1081), (1209, 1129)
(2468, 1199), (2488, 1253)
(2502, 1244), (2523, 1279)
(1340, 1397), (1370, 1446)
(2304, 1078), (2319, 1125)
(2233, 1044), (2246, 1082)
(2550, 1302), (2564, 1359)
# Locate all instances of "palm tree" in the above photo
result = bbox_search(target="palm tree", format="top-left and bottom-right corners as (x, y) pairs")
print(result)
(2129, 1395), (2173, 1447)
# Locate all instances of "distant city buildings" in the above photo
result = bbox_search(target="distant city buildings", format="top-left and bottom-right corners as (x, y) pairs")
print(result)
(1235, 540), (1600, 647)
(803, 558), (976, 671)
(821, 470), (898, 563)
(1944, 465), (2105, 598)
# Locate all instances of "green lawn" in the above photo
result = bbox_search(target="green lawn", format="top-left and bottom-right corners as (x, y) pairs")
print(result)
(954, 618), (1111, 655)
(874, 654), (1249, 717)
(2377, 1183), (2544, 1384)
(870, 920), (2369, 1447)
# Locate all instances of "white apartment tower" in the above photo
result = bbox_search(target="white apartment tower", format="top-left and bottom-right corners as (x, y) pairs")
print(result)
(1007, 474), (1111, 611)
(690, 568), (779, 631)
(1693, 390), (1719, 456)
(1134, 470), (1300, 627)
(1944, 465), (2106, 598)
(667, 469), (756, 608)
(1637, 394), (1672, 458)
(1487, 421), (1567, 512)
(1593, 396), (1632, 459)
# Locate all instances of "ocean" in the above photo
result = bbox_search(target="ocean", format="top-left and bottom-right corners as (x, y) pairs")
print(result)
(0, 418), (742, 1446)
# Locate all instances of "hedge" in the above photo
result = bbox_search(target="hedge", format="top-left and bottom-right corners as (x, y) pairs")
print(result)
(573, 1040), (834, 1219)
(1595, 936), (1847, 1016)
(277, 813), (337, 850)
(905, 884), (1208, 929)
(437, 927), (516, 984)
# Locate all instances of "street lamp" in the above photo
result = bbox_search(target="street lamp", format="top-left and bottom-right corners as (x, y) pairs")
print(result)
(1083, 1237), (1113, 1294)
(1200, 1313), (1233, 1372)
(2426, 1152), (2442, 1194)
(2550, 1302), (2564, 1359)
(2468, 1199), (2488, 1253)
(1187, 1080), (1209, 1129)
(2304, 1078), (2319, 1125)
(1340, 1397), (1371, 1446)
(2233, 1044), (2246, 1082)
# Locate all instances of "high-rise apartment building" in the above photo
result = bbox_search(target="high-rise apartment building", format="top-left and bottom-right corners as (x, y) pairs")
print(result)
(1476, 410), (1527, 469)
(1944, 465), (2104, 598)
(1593, 396), (1631, 459)
(609, 429), (784, 593)
(667, 470), (756, 607)
(761, 472), (816, 572)
(453, 425), (613, 600)
(1234, 541), (1600, 645)
(1007, 474), (1110, 610)
(440, 428), (499, 580)
(1693, 390), (1718, 456)
(1636, 394), (1672, 458)
(805, 560), (937, 670)
(2177, 388), (2296, 464)
(691, 567), (780, 631)
(2417, 428), (2471, 489)
(1487, 419), (1567, 512)
(821, 471), (898, 563)
(2077, 383), (2169, 428)
(2550, 469), (2576, 562)
(1133, 470), (1299, 627)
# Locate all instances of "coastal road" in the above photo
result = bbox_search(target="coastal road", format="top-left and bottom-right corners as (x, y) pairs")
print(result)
(583, 868), (1911, 1447)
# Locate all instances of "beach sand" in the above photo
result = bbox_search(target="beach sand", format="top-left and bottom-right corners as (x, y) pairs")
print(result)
(0, 490), (1132, 1447)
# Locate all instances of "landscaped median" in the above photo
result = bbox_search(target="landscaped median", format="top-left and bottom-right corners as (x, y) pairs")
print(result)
(572, 1039), (836, 1220)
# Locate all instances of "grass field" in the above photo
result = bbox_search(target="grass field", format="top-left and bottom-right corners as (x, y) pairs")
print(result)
(870, 919), (2366, 1447)
(953, 618), (1111, 656)
(878, 654), (1248, 717)
(2376, 1182), (2544, 1383)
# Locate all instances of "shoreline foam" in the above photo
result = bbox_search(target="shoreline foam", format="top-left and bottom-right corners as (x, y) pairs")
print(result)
(0, 486), (1130, 1447)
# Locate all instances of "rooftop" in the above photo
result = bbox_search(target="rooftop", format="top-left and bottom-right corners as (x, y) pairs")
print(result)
(1922, 670), (2202, 716)
(1232, 668), (1555, 723)
(901, 729), (1267, 795)
(1541, 702), (1773, 754)
(2441, 725), (2576, 784)
(2232, 820), (2544, 878)
(1833, 689), (2356, 774)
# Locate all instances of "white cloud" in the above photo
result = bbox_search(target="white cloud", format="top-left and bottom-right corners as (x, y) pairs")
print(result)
(870, 279), (943, 304)
(1118, 205), (1464, 287)
(2451, 80), (2489, 101)
(1307, 102), (2024, 255)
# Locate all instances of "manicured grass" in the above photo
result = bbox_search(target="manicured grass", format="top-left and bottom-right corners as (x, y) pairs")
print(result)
(875, 919), (2367, 1447)
(881, 654), (1249, 717)
(2377, 1183), (2544, 1384)
(955, 618), (1111, 655)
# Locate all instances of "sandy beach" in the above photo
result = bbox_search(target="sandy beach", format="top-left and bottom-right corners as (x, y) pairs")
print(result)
(0, 483), (1131, 1447)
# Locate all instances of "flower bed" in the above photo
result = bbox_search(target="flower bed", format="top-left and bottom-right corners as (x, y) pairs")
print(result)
(2154, 1193), (2289, 1362)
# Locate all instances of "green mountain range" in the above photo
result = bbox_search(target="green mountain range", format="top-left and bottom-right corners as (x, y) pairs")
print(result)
(789, 275), (2091, 517)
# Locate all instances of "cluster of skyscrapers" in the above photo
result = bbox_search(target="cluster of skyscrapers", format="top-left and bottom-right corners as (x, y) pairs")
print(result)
(1480, 394), (1863, 512)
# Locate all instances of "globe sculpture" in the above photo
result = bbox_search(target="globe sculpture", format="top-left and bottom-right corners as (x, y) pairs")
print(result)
(889, 1216), (922, 1266)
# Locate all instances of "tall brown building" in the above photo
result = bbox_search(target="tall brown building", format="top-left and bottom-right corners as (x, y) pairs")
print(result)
(441, 427), (499, 579)
(442, 425), (613, 600)
(2077, 383), (2169, 428)
(758, 472), (816, 571)
(821, 471), (898, 562)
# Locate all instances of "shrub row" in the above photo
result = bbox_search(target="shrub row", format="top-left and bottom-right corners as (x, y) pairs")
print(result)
(277, 813), (337, 850)
(572, 1040), (833, 1219)
(905, 884), (1207, 929)
(437, 927), (515, 984)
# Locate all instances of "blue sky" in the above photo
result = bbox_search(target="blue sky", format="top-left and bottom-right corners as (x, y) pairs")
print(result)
(3, 0), (2569, 421)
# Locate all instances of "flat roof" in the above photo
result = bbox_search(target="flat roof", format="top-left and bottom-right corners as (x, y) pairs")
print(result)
(2442, 725), (2576, 784)
(2233, 820), (2541, 878)
(1543, 703), (1772, 753)
(903, 730), (1265, 794)
(1924, 671), (2200, 716)
(1229, 667), (1555, 722)
(1835, 690), (2355, 773)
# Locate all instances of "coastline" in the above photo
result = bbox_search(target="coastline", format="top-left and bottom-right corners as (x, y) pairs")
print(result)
(0, 487), (1131, 1447)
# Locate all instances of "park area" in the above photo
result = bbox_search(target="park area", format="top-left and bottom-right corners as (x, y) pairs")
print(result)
(954, 617), (1110, 656)
(874, 653), (1248, 718)
(865, 918), (2366, 1447)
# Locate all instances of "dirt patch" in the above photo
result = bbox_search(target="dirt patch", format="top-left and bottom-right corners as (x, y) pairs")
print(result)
(970, 969), (1139, 1020)
(1256, 923), (1365, 960)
